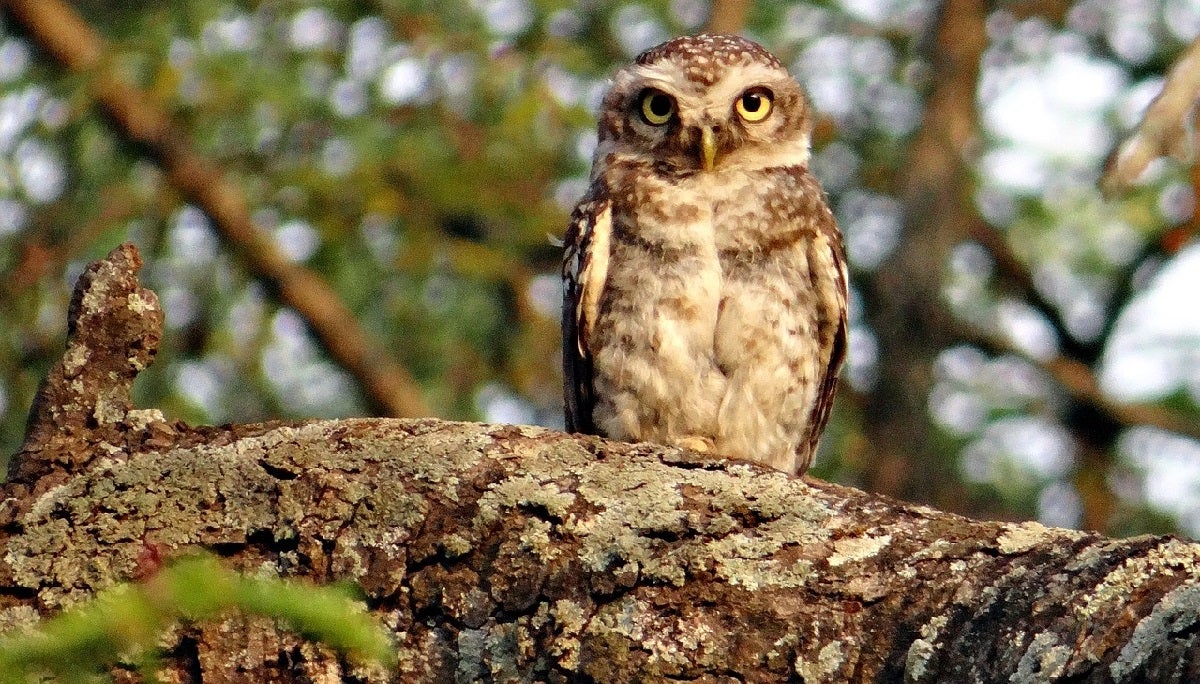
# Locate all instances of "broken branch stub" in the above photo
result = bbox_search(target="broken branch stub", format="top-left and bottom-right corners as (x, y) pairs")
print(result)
(13, 243), (166, 486)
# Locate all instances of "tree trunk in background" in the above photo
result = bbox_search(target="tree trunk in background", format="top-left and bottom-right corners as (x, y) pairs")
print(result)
(3, 244), (1199, 682)
(859, 0), (987, 511)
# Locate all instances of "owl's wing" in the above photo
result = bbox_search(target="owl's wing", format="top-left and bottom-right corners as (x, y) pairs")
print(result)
(798, 218), (850, 470)
(562, 195), (612, 434)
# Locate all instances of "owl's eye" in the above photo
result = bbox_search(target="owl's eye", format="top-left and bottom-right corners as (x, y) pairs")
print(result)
(735, 87), (774, 122)
(638, 89), (676, 125)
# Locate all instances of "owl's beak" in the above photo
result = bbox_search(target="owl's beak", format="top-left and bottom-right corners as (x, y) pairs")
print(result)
(700, 126), (716, 171)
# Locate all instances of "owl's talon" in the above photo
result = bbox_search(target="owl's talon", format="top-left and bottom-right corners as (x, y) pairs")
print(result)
(674, 436), (715, 453)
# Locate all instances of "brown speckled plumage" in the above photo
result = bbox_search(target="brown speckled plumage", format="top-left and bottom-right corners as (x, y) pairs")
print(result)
(562, 34), (848, 475)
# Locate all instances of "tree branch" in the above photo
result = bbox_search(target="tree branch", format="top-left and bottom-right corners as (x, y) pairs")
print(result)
(5, 249), (1200, 681)
(967, 220), (1200, 437)
(966, 221), (1080, 355)
(2, 0), (431, 419)
(960, 325), (1200, 444)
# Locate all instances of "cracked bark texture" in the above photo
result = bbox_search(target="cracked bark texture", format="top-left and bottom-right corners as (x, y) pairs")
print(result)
(2, 245), (1199, 683)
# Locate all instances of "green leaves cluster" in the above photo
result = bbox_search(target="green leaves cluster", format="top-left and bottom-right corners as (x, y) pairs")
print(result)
(0, 554), (393, 682)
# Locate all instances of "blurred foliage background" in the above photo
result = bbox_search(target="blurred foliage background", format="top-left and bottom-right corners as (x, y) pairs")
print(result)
(1, 0), (1198, 538)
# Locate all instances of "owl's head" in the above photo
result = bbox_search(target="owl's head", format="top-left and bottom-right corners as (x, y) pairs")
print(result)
(594, 34), (813, 177)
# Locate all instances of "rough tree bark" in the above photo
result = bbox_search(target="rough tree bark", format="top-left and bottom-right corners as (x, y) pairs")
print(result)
(2, 245), (1199, 682)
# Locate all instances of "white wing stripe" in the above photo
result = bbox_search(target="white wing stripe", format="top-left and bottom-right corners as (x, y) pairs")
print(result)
(577, 202), (612, 356)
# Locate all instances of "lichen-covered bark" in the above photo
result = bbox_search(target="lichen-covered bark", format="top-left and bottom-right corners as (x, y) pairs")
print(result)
(2, 245), (1198, 682)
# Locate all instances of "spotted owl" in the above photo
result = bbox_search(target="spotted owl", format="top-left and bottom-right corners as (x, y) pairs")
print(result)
(562, 34), (848, 476)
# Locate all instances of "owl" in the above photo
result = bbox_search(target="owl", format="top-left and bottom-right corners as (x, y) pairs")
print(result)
(562, 34), (848, 476)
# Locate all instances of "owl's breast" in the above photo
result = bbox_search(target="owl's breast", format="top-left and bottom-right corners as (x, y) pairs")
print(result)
(602, 184), (721, 321)
(586, 175), (729, 443)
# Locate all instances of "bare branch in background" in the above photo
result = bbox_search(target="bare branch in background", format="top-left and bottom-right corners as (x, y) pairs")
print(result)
(962, 327), (1200, 444)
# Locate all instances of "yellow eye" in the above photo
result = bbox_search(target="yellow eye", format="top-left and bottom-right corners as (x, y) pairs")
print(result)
(639, 89), (675, 125)
(735, 87), (773, 122)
